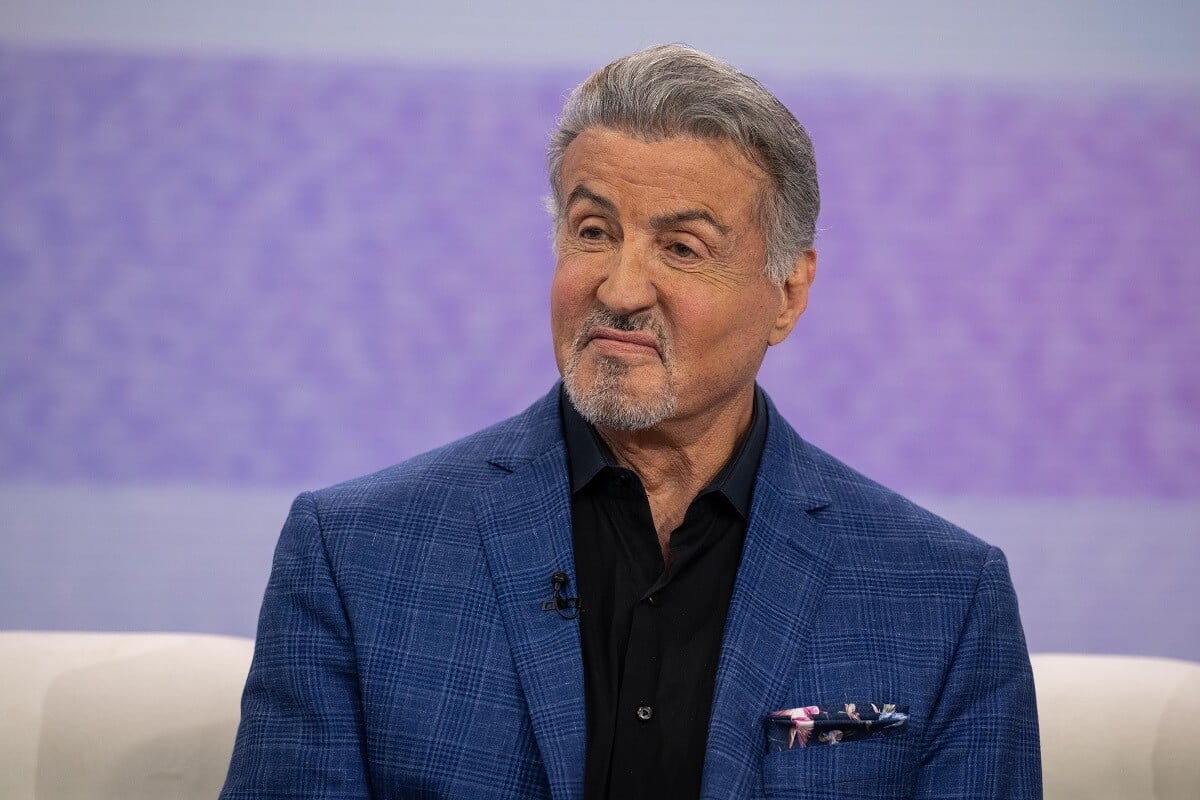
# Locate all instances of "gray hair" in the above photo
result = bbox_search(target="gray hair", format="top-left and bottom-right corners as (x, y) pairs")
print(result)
(547, 44), (819, 285)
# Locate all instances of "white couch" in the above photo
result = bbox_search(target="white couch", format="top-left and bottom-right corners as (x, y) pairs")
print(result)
(1033, 653), (1200, 799)
(0, 631), (253, 799)
(1, 632), (1198, 798)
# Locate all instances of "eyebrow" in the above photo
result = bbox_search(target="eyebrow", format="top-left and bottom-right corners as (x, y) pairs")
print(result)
(649, 209), (730, 237)
(564, 185), (618, 217)
(564, 185), (731, 237)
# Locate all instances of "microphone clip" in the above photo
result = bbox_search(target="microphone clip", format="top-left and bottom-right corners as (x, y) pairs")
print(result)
(541, 570), (582, 620)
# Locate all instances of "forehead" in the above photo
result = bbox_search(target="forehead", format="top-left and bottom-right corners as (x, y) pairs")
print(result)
(559, 128), (766, 224)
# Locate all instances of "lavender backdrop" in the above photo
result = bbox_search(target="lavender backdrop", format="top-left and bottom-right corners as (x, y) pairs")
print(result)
(1, 47), (1198, 659)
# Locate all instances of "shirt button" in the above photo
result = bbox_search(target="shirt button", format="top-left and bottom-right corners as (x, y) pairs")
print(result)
(636, 705), (653, 721)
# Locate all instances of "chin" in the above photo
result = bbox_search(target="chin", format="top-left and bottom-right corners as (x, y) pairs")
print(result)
(563, 357), (676, 431)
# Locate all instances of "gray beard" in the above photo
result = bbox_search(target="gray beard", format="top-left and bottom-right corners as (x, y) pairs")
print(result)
(561, 308), (676, 430)
(563, 355), (677, 430)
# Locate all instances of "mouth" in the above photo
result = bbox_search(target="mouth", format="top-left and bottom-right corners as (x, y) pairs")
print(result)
(585, 326), (662, 357)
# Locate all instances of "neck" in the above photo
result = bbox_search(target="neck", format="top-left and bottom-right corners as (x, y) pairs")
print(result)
(595, 383), (756, 512)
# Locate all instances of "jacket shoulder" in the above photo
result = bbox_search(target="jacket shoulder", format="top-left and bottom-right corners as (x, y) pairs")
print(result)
(307, 389), (562, 517)
(792, 434), (996, 567)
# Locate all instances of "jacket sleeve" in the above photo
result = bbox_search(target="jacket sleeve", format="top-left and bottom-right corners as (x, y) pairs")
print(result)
(914, 547), (1043, 799)
(220, 492), (372, 799)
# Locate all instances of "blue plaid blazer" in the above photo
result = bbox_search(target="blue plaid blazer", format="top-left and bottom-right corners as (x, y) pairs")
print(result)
(222, 387), (1041, 799)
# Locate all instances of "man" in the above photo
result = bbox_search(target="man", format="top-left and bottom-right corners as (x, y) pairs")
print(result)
(222, 45), (1041, 799)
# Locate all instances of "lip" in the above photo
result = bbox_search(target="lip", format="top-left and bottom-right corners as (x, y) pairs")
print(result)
(586, 326), (661, 356)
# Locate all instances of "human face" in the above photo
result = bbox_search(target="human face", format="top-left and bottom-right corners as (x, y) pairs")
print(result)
(551, 127), (812, 432)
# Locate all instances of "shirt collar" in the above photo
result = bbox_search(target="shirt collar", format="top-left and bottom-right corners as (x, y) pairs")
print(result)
(560, 385), (768, 520)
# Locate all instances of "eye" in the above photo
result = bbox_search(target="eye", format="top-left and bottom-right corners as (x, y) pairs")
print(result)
(668, 241), (698, 258)
(579, 226), (606, 240)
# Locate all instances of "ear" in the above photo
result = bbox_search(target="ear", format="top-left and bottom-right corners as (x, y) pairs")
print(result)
(767, 249), (817, 346)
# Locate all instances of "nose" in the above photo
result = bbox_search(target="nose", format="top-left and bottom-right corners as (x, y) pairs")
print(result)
(595, 237), (657, 317)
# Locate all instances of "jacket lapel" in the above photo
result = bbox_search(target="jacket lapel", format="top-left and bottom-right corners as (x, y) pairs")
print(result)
(475, 392), (586, 800)
(701, 400), (837, 799)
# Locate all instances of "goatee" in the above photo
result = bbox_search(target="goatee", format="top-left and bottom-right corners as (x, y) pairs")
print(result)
(561, 309), (676, 430)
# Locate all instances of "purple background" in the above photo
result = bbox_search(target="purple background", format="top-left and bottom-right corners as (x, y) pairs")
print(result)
(1, 46), (1197, 659)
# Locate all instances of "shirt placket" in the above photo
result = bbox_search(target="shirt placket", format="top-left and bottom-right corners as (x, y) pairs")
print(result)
(606, 474), (667, 797)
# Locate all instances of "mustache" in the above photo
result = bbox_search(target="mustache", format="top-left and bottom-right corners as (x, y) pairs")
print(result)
(575, 308), (668, 353)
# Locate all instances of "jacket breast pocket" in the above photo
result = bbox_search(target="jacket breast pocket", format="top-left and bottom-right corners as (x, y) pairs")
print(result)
(760, 739), (915, 799)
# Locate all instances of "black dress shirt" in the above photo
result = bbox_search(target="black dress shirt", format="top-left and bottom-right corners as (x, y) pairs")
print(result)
(561, 388), (768, 800)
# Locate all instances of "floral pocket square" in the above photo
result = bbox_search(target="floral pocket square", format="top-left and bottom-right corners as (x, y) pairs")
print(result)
(765, 703), (909, 751)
